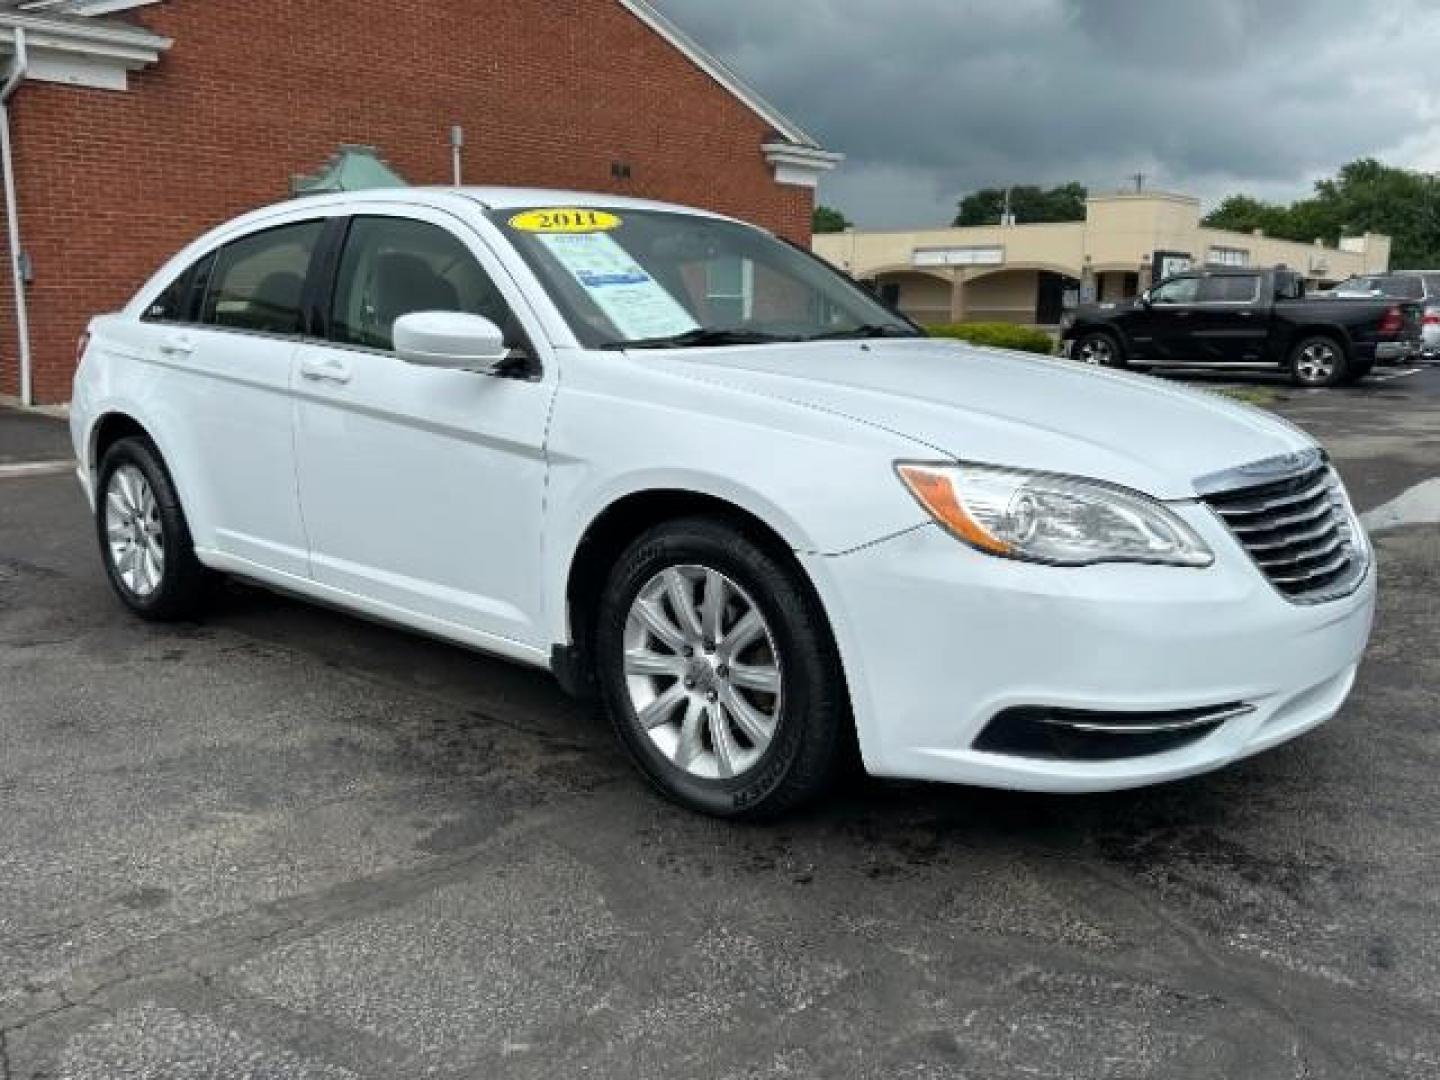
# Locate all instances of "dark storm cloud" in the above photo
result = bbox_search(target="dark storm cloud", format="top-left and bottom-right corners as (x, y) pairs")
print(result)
(651, 0), (1440, 226)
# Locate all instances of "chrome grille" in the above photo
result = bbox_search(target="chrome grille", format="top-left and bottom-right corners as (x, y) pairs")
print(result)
(1199, 453), (1367, 603)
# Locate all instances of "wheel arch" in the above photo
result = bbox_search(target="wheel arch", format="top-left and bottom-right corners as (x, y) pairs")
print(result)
(553, 487), (839, 699)
(1071, 321), (1129, 352)
(84, 409), (200, 532)
(1284, 323), (1353, 358)
(89, 411), (154, 475)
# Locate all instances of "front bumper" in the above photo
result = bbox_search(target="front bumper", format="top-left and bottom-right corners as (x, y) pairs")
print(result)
(802, 504), (1376, 792)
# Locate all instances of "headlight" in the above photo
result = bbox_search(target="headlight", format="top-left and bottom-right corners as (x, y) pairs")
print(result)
(896, 462), (1213, 567)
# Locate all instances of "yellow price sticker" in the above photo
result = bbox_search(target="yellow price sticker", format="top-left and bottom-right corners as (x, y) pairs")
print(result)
(509, 208), (622, 234)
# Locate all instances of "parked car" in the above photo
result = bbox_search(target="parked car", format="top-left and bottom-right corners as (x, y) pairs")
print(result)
(1062, 266), (1420, 386)
(1329, 271), (1440, 359)
(71, 189), (1375, 818)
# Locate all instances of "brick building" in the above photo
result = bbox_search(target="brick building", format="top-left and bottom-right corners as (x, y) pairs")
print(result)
(0, 0), (839, 404)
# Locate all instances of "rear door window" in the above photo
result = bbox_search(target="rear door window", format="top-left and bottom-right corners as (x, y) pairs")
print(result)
(1198, 275), (1260, 303)
(202, 221), (324, 335)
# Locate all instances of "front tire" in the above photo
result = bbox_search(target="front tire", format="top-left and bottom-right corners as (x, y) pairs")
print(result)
(1289, 335), (1350, 387)
(96, 436), (211, 621)
(594, 517), (849, 819)
(1073, 331), (1126, 369)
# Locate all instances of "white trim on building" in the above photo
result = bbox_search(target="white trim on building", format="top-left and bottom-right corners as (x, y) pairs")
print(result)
(0, 8), (169, 91)
(761, 142), (842, 189)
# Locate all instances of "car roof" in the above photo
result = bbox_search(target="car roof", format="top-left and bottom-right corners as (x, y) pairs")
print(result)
(230, 186), (741, 228)
(452, 186), (735, 216)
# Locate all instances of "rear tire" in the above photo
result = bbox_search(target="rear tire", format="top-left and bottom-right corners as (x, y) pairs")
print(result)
(1288, 335), (1350, 387)
(1072, 331), (1126, 369)
(95, 436), (212, 621)
(594, 517), (850, 819)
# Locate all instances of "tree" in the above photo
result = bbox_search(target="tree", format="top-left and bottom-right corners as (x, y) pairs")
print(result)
(812, 205), (850, 233)
(1203, 159), (1440, 268)
(954, 182), (1087, 226)
(1200, 195), (1291, 237)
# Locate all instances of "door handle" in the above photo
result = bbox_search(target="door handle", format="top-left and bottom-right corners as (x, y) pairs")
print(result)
(299, 356), (352, 385)
(157, 333), (194, 357)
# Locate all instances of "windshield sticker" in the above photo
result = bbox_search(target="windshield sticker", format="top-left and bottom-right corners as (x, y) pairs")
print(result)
(510, 208), (621, 234)
(536, 232), (698, 341)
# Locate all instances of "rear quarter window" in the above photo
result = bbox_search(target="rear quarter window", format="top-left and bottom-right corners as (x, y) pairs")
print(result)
(1198, 275), (1259, 302)
(141, 250), (216, 324)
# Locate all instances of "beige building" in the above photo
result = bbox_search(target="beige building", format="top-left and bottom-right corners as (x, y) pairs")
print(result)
(813, 191), (1391, 327)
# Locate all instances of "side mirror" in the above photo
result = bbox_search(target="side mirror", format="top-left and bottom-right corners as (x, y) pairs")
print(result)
(1138, 291), (1153, 308)
(393, 311), (508, 373)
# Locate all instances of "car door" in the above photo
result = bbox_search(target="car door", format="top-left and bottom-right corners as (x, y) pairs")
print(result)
(1191, 273), (1266, 362)
(139, 218), (324, 576)
(1142, 274), (1203, 360)
(291, 208), (557, 649)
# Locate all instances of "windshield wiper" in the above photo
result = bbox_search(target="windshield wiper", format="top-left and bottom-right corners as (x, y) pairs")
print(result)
(802, 323), (922, 341)
(602, 328), (799, 350)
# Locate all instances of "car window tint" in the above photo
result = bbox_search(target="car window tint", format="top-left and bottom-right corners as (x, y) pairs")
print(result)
(1149, 276), (1199, 304)
(1198, 275), (1259, 302)
(330, 217), (517, 352)
(203, 221), (323, 335)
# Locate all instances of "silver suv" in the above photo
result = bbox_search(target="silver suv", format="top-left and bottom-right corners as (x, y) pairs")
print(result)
(1332, 271), (1440, 358)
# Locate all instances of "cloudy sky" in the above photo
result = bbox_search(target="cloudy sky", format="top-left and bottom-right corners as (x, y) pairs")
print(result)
(652, 0), (1440, 228)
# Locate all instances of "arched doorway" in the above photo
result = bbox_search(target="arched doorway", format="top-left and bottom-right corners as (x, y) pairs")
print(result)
(865, 270), (952, 325)
(962, 267), (1080, 327)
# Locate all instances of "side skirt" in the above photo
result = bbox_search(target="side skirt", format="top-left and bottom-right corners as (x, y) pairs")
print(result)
(194, 547), (553, 671)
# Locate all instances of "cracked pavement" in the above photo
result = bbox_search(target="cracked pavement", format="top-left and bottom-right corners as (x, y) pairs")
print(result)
(1, 368), (1438, 1078)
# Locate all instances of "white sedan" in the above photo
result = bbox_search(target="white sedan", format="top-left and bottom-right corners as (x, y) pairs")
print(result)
(70, 188), (1376, 818)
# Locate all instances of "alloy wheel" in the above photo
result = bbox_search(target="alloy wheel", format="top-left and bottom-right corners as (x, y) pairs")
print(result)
(1077, 336), (1113, 365)
(105, 464), (165, 597)
(1295, 341), (1338, 384)
(622, 564), (783, 780)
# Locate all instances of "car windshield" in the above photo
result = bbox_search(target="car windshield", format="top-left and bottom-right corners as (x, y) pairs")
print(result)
(491, 206), (919, 349)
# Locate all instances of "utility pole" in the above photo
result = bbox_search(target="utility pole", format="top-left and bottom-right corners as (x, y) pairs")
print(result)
(1000, 186), (1015, 227)
(1131, 172), (1146, 193)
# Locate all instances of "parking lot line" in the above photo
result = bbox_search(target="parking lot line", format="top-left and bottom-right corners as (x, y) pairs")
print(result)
(0, 459), (75, 480)
(1369, 367), (1423, 382)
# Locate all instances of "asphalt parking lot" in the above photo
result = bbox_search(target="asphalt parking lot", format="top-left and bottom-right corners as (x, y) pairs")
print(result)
(2, 367), (1438, 1079)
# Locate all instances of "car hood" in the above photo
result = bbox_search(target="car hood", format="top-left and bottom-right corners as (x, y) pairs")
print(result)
(647, 338), (1314, 500)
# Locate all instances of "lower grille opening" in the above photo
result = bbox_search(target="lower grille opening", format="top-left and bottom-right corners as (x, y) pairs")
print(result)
(973, 703), (1252, 761)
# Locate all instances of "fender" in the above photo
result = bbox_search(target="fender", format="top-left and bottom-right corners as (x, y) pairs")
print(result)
(541, 466), (823, 649)
(78, 391), (211, 553)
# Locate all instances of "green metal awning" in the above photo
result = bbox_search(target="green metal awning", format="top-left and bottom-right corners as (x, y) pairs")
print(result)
(291, 145), (408, 195)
